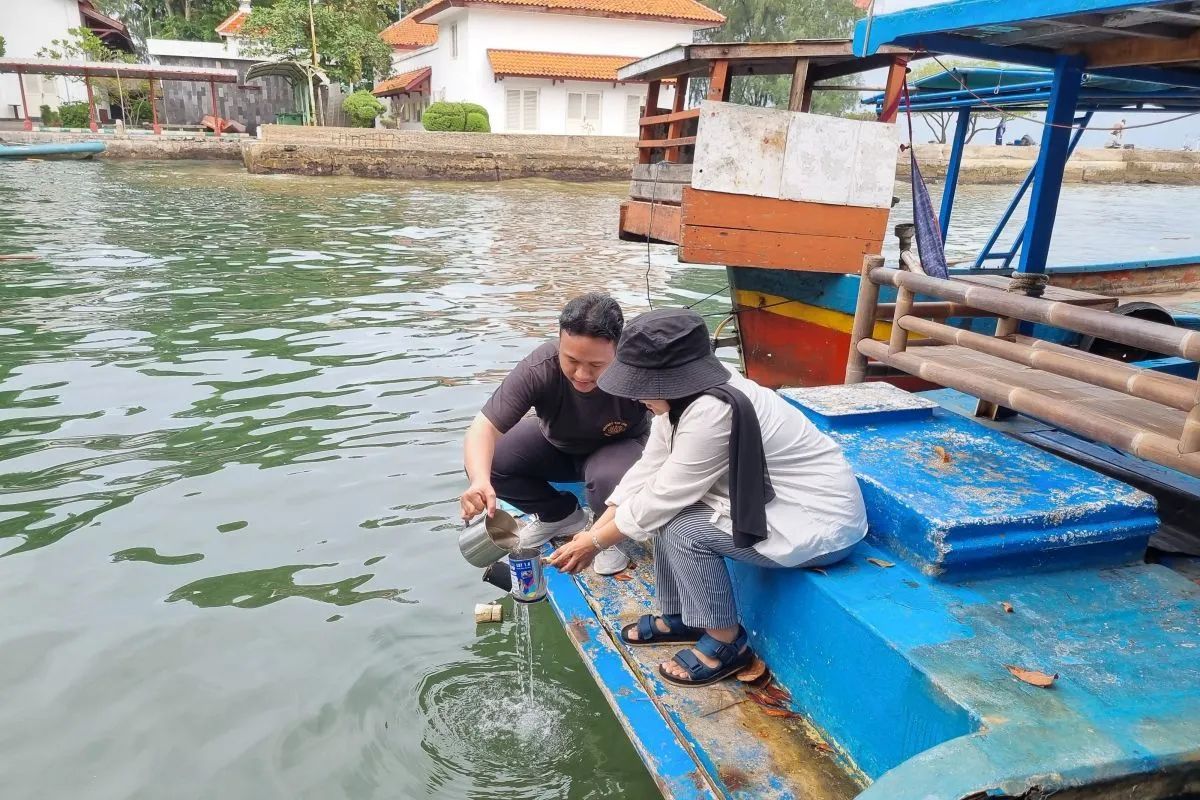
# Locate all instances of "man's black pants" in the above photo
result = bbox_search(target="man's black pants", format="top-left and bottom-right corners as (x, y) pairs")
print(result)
(491, 417), (645, 522)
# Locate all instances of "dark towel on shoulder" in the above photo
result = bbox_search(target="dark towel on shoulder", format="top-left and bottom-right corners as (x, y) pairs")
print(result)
(670, 384), (775, 548)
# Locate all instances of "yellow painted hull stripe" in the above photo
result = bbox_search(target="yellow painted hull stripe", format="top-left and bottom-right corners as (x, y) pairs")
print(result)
(734, 289), (896, 340)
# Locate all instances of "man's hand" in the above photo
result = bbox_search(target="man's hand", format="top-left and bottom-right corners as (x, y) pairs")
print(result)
(460, 481), (497, 521)
(547, 531), (599, 574)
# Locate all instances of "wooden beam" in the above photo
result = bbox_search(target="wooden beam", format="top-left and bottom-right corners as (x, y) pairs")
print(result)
(619, 200), (682, 244)
(1083, 28), (1200, 68)
(637, 136), (696, 149)
(632, 163), (693, 183)
(707, 59), (732, 101)
(639, 81), (661, 164)
(639, 108), (699, 127)
(681, 188), (889, 240)
(787, 58), (811, 111)
(879, 56), (909, 123)
(665, 74), (690, 163)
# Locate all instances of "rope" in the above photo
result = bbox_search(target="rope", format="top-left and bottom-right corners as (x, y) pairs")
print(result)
(914, 53), (1200, 132)
(1006, 271), (1049, 298)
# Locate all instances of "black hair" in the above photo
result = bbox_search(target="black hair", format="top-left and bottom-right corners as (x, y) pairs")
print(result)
(559, 292), (624, 342)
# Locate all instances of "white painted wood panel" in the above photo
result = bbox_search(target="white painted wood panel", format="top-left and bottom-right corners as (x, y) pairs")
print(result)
(692, 101), (898, 210)
(692, 102), (787, 199)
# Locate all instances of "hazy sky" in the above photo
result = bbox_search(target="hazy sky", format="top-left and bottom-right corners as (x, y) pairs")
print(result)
(857, 0), (1200, 149)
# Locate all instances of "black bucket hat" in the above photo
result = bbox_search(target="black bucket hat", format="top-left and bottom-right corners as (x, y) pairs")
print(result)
(597, 308), (729, 400)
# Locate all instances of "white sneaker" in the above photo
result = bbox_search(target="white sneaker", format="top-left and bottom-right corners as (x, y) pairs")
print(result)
(593, 546), (630, 576)
(518, 507), (588, 548)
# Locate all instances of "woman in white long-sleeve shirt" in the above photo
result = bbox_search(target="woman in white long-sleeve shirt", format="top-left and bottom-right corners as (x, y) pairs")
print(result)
(548, 308), (867, 687)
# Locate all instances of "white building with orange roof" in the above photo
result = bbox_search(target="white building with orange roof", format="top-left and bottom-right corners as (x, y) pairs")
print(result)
(373, 0), (723, 134)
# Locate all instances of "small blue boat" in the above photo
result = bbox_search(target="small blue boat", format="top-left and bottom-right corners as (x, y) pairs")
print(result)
(0, 141), (106, 160)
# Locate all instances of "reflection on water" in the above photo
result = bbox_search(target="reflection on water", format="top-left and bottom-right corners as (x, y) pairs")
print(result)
(1, 159), (1197, 799)
(0, 159), (697, 799)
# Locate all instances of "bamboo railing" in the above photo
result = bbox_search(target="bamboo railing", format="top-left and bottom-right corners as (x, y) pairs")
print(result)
(845, 256), (1200, 477)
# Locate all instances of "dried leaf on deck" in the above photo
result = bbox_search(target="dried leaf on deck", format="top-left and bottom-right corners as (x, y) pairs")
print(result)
(1001, 601), (1014, 614)
(1005, 664), (1058, 688)
(762, 706), (799, 718)
(866, 557), (895, 569)
(933, 445), (952, 463)
(736, 657), (769, 684)
(759, 683), (792, 706)
(612, 572), (633, 582)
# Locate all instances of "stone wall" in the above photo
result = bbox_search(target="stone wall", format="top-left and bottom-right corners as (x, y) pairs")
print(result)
(904, 143), (1200, 185)
(0, 130), (242, 159)
(152, 56), (295, 134)
(243, 125), (638, 180)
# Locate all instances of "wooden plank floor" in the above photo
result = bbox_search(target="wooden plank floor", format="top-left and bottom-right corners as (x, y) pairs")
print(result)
(572, 541), (863, 800)
(914, 346), (1187, 439)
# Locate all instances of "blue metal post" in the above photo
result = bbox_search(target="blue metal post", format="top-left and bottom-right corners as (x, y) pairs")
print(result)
(1018, 56), (1084, 274)
(974, 111), (1094, 269)
(939, 106), (972, 240)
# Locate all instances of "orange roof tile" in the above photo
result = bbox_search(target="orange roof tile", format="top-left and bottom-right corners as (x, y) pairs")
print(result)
(417, 0), (723, 26)
(215, 9), (250, 36)
(372, 66), (433, 97)
(380, 8), (439, 49)
(490, 50), (651, 81)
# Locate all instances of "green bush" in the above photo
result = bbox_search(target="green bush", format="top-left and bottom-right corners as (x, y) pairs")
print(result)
(461, 102), (488, 121)
(58, 101), (90, 128)
(422, 101), (466, 131)
(343, 89), (385, 128)
(422, 101), (490, 132)
(39, 104), (61, 126)
(465, 111), (490, 132)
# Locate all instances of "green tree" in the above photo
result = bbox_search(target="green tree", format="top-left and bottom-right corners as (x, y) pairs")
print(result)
(241, 0), (393, 87)
(343, 89), (384, 127)
(0, 34), (7, 57)
(37, 27), (153, 126)
(93, 0), (242, 44)
(696, 0), (864, 116)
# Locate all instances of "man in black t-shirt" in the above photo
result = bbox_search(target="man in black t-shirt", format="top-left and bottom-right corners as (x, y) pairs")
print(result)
(460, 293), (648, 571)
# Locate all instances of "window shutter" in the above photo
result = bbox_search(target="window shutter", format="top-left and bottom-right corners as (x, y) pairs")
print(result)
(522, 90), (538, 131)
(566, 92), (583, 121)
(506, 89), (521, 130)
(585, 93), (601, 123)
(624, 94), (642, 135)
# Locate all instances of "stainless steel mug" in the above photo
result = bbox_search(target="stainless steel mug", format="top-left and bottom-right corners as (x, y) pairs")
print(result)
(457, 509), (520, 568)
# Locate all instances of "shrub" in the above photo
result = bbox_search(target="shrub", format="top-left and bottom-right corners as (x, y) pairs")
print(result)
(58, 101), (90, 128)
(343, 89), (385, 128)
(39, 104), (61, 126)
(461, 102), (488, 121)
(422, 101), (466, 131)
(422, 101), (491, 132)
(465, 110), (490, 132)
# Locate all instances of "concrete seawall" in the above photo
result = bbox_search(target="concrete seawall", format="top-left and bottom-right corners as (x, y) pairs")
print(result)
(240, 125), (637, 181)
(6, 127), (1200, 185)
(906, 143), (1200, 185)
(1, 130), (242, 160)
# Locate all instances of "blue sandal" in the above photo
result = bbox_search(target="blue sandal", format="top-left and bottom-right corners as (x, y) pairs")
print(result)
(620, 614), (703, 646)
(659, 628), (753, 687)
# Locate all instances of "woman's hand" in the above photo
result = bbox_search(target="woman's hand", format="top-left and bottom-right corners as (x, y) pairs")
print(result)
(547, 531), (599, 574)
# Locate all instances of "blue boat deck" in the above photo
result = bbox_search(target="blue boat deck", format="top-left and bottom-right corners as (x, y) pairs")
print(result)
(543, 383), (1200, 799)
(544, 541), (862, 800)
